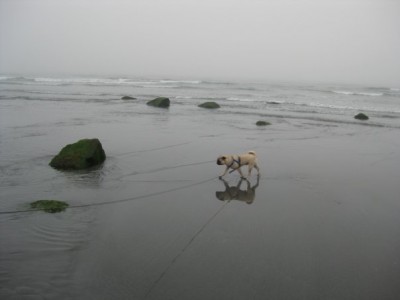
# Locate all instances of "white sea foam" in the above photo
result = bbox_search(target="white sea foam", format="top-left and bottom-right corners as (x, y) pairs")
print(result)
(360, 92), (383, 96)
(0, 76), (14, 80)
(143, 85), (179, 88)
(34, 77), (115, 84)
(160, 80), (202, 84)
(22, 77), (203, 87)
(1, 76), (203, 87)
(227, 97), (252, 102)
(175, 96), (193, 99)
(332, 90), (383, 97)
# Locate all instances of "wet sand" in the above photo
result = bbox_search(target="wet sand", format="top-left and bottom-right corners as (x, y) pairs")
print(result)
(1, 100), (400, 299)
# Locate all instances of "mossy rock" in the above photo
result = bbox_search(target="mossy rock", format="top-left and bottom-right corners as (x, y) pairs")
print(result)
(354, 113), (369, 120)
(30, 200), (69, 213)
(147, 97), (170, 108)
(121, 96), (136, 100)
(49, 138), (106, 170)
(198, 102), (220, 109)
(256, 120), (271, 126)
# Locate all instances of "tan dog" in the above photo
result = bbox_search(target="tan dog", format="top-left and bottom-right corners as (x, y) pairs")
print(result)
(216, 151), (260, 178)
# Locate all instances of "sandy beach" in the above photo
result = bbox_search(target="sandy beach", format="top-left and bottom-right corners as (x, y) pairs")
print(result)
(1, 77), (400, 299)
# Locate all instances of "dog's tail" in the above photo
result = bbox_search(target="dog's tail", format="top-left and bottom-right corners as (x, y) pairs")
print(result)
(248, 151), (256, 156)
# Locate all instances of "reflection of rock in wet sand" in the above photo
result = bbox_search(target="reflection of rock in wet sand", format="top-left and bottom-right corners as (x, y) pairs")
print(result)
(216, 176), (260, 204)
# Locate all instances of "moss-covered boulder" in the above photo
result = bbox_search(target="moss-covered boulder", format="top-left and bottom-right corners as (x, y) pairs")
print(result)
(256, 120), (271, 126)
(147, 97), (170, 108)
(354, 113), (369, 120)
(198, 102), (220, 109)
(121, 96), (136, 100)
(30, 200), (69, 213)
(49, 138), (106, 170)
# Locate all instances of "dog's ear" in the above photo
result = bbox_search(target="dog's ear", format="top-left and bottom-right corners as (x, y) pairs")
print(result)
(221, 156), (226, 160)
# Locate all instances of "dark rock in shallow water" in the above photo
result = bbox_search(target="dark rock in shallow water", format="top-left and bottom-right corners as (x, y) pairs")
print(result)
(198, 102), (220, 109)
(354, 113), (369, 120)
(147, 97), (170, 108)
(121, 96), (136, 100)
(30, 200), (69, 213)
(256, 120), (271, 126)
(49, 138), (106, 170)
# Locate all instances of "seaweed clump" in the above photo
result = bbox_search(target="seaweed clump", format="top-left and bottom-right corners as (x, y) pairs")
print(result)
(30, 200), (69, 213)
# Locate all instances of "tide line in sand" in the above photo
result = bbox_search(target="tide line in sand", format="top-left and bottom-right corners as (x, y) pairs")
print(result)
(0, 174), (217, 215)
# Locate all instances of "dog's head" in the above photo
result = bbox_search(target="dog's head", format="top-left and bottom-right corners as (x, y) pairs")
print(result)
(216, 155), (227, 165)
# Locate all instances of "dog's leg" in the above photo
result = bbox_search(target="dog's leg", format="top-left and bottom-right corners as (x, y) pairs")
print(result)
(219, 166), (229, 178)
(248, 163), (254, 176)
(236, 167), (246, 178)
(253, 175), (260, 190)
(254, 163), (260, 175)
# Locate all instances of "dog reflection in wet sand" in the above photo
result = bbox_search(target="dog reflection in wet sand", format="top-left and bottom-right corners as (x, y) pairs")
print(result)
(216, 177), (260, 205)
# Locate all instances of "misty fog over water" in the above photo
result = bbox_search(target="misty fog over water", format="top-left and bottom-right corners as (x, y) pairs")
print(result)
(1, 0), (399, 86)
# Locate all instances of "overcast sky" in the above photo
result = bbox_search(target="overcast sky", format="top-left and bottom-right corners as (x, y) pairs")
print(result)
(0, 0), (399, 86)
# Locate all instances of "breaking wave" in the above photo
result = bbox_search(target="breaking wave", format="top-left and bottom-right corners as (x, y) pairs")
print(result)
(332, 90), (383, 97)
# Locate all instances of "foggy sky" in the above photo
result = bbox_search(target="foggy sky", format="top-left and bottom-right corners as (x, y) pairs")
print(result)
(1, 0), (399, 86)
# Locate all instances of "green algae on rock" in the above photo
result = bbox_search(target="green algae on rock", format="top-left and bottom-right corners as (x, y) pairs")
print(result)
(49, 138), (106, 170)
(121, 96), (136, 100)
(198, 102), (220, 109)
(256, 121), (271, 126)
(146, 97), (170, 108)
(354, 113), (369, 120)
(30, 200), (69, 213)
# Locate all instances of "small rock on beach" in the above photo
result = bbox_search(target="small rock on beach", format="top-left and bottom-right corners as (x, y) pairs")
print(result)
(354, 113), (369, 120)
(256, 121), (271, 126)
(121, 96), (136, 100)
(146, 97), (170, 108)
(198, 102), (220, 109)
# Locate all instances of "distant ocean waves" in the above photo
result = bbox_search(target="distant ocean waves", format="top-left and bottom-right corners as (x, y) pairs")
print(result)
(0, 76), (205, 88)
(331, 89), (399, 97)
(1, 74), (399, 127)
(1, 75), (399, 94)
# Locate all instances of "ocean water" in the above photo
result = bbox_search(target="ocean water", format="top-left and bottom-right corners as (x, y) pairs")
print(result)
(1, 75), (400, 299)
(1, 75), (399, 128)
